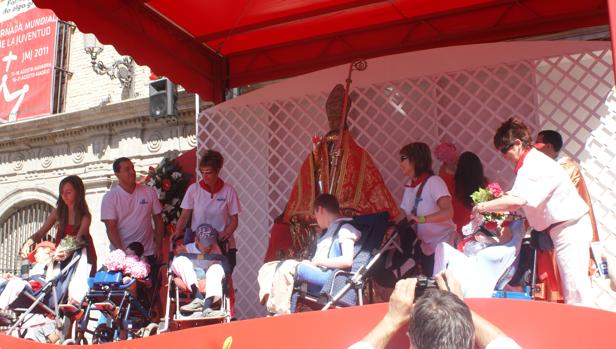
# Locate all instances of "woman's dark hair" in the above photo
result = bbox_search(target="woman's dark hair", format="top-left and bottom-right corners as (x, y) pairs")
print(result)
(455, 152), (487, 209)
(199, 150), (224, 171)
(493, 117), (532, 150)
(56, 175), (90, 237)
(399, 142), (434, 177)
(127, 242), (145, 258)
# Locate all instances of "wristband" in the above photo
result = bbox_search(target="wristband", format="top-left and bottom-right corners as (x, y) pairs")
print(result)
(418, 215), (426, 224)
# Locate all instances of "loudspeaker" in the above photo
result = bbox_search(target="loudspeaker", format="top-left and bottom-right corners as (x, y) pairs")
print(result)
(149, 78), (177, 118)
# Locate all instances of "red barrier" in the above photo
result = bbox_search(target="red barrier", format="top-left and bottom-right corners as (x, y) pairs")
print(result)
(1, 299), (615, 348)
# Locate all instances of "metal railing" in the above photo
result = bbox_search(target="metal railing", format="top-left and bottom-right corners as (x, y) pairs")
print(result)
(0, 202), (55, 274)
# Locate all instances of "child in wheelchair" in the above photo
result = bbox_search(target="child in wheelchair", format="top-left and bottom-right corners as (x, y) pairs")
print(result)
(1, 240), (88, 343)
(0, 242), (59, 312)
(170, 224), (227, 319)
(74, 242), (154, 343)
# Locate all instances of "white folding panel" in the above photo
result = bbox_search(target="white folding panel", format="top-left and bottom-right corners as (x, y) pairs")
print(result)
(198, 43), (616, 318)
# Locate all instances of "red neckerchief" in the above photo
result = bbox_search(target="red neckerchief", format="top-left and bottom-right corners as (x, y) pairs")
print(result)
(199, 178), (225, 198)
(404, 173), (430, 188)
(514, 148), (532, 174)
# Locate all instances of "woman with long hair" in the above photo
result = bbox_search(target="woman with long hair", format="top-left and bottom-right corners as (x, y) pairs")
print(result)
(453, 152), (488, 237)
(20, 175), (97, 275)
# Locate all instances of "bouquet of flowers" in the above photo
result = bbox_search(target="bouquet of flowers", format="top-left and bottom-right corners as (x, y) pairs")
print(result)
(469, 183), (505, 225)
(462, 182), (521, 238)
(104, 250), (150, 280)
(56, 236), (86, 254)
(144, 156), (191, 226)
(460, 182), (520, 256)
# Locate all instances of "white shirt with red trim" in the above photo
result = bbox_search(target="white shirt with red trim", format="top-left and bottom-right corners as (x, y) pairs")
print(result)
(181, 182), (241, 247)
(509, 148), (588, 231)
(400, 175), (456, 255)
(101, 183), (163, 256)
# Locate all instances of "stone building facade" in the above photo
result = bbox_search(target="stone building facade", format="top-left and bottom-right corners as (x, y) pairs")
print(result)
(0, 26), (199, 272)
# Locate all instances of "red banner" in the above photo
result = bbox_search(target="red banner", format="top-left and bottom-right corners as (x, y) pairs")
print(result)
(0, 0), (57, 123)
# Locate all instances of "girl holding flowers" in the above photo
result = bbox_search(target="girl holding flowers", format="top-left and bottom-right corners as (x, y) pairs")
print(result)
(20, 175), (97, 275)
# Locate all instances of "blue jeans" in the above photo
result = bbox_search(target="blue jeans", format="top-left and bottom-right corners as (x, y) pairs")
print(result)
(296, 262), (332, 294)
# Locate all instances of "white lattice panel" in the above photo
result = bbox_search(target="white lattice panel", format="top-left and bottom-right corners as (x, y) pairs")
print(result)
(534, 49), (616, 309)
(199, 45), (616, 318)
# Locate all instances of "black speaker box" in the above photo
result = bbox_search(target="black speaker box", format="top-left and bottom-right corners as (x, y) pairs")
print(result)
(149, 78), (177, 118)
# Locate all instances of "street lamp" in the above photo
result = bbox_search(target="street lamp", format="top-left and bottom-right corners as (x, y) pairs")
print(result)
(83, 33), (134, 87)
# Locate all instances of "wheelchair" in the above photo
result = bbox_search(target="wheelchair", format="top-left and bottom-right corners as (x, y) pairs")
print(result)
(72, 271), (158, 344)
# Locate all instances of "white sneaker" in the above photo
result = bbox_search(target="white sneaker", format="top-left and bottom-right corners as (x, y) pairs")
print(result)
(202, 308), (225, 318)
(179, 298), (204, 313)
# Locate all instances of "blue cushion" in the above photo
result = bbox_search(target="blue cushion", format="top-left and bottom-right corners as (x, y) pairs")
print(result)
(93, 271), (123, 288)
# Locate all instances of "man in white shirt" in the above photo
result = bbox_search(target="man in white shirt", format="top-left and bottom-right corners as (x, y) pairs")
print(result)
(101, 157), (164, 263)
(349, 272), (522, 349)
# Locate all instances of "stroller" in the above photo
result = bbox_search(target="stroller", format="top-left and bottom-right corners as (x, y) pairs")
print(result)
(159, 236), (233, 333)
(3, 249), (83, 343)
(72, 270), (159, 344)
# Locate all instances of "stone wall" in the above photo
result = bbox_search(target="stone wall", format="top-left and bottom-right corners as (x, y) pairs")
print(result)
(0, 92), (199, 264)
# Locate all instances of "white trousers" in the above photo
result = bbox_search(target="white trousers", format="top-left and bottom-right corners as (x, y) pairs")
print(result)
(433, 241), (518, 298)
(68, 247), (92, 304)
(171, 256), (224, 301)
(0, 278), (28, 309)
(433, 220), (523, 298)
(549, 214), (593, 306)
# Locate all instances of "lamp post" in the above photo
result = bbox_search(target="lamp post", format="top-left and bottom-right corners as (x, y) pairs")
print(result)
(83, 33), (134, 88)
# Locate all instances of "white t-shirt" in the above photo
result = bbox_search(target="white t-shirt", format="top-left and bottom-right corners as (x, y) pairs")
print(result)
(400, 176), (456, 255)
(101, 183), (163, 256)
(183, 242), (222, 270)
(313, 218), (361, 261)
(509, 149), (588, 231)
(181, 182), (241, 247)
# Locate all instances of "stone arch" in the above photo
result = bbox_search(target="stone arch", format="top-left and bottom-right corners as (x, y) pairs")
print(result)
(0, 187), (57, 223)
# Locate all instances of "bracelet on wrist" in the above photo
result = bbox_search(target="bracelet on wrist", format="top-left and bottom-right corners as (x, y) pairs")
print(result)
(418, 215), (426, 224)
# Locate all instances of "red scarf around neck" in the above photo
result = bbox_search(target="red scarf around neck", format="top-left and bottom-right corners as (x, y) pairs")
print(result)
(514, 148), (532, 174)
(199, 178), (225, 198)
(405, 172), (430, 188)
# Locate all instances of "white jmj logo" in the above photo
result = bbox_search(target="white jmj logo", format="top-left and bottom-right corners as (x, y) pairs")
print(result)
(1, 50), (29, 122)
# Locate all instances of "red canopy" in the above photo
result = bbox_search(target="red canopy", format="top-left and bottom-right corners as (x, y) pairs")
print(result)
(33, 0), (608, 103)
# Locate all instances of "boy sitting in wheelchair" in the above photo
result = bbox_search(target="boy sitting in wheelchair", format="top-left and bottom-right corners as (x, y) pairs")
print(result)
(171, 224), (226, 319)
(258, 194), (361, 314)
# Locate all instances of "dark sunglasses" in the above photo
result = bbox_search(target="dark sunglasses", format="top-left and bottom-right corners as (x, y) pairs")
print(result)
(400, 155), (409, 162)
(499, 142), (515, 154)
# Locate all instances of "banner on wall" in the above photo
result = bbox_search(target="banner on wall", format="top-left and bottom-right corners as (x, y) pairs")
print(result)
(0, 0), (57, 123)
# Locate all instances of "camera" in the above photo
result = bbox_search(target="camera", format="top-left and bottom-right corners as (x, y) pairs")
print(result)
(415, 275), (437, 299)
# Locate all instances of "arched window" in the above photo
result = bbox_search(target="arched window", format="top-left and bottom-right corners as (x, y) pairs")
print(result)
(0, 201), (56, 274)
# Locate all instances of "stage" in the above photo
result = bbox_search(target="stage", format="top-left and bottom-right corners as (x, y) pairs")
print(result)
(1, 298), (615, 348)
